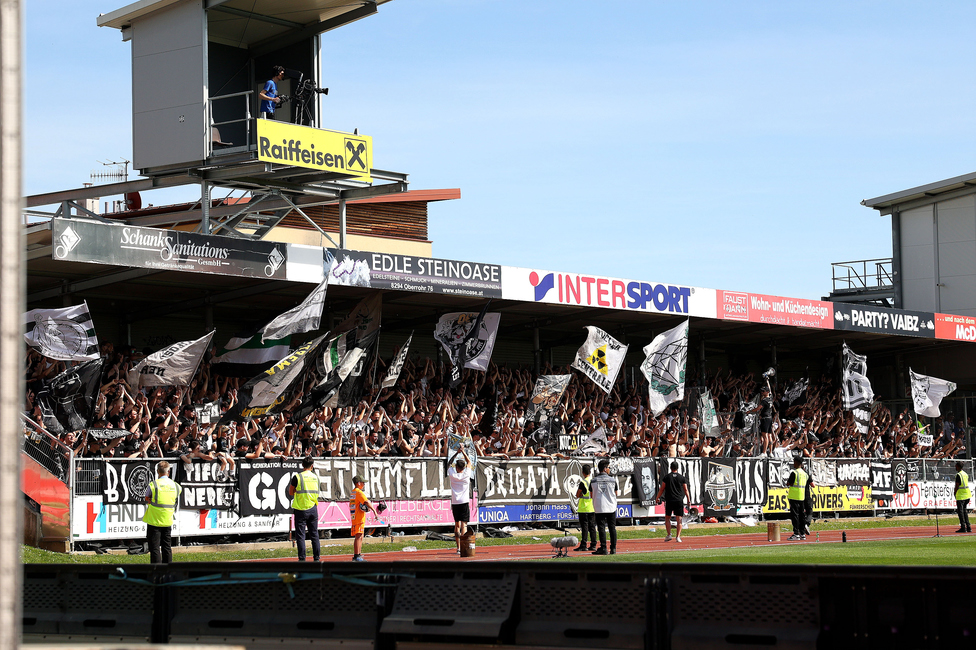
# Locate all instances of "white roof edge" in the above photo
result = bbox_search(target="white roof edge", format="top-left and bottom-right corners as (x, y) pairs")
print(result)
(862, 170), (976, 209)
(97, 0), (183, 29)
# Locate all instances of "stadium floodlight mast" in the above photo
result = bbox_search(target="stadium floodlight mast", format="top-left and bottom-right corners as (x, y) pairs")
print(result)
(0, 0), (24, 649)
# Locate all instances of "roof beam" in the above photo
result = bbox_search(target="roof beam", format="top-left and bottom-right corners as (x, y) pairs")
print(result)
(250, 2), (378, 57)
(28, 268), (161, 303)
(209, 5), (303, 29)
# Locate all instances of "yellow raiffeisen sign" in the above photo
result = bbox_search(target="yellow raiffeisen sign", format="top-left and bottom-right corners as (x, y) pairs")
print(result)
(256, 120), (372, 182)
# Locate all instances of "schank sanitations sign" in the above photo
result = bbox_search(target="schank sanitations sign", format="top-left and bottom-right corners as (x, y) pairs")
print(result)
(256, 120), (372, 182)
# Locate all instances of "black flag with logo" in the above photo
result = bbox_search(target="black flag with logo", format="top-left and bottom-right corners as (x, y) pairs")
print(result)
(450, 300), (491, 388)
(336, 330), (379, 408)
(36, 358), (104, 434)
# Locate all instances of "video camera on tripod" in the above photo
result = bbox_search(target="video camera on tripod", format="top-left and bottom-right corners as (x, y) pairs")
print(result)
(280, 70), (329, 127)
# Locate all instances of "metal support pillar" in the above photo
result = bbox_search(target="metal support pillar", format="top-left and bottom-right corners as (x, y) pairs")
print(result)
(533, 327), (541, 377)
(201, 181), (211, 234)
(339, 198), (347, 248)
(0, 2), (24, 648)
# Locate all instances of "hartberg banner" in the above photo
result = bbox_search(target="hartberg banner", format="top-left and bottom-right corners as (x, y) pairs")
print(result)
(716, 290), (833, 329)
(833, 304), (935, 338)
(501, 266), (717, 318)
(330, 250), (502, 298)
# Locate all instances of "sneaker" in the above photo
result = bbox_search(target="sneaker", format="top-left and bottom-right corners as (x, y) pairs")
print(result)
(956, 528), (968, 533)
(352, 554), (366, 562)
(788, 534), (802, 541)
(587, 545), (597, 551)
(609, 549), (616, 555)
(591, 548), (608, 555)
(675, 537), (682, 543)
(804, 527), (811, 536)
(664, 534), (673, 542)
(573, 545), (586, 552)
(800, 535), (806, 540)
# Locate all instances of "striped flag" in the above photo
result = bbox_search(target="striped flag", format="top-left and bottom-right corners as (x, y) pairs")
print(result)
(260, 278), (329, 342)
(24, 301), (99, 361)
(212, 333), (291, 377)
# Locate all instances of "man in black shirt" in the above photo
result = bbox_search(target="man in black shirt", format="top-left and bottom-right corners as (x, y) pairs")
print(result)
(655, 461), (691, 543)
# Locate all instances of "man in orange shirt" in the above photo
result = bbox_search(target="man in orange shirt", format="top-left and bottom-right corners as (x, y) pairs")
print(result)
(350, 475), (380, 562)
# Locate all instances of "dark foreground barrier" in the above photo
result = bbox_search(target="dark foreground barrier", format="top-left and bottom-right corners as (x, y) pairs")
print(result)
(22, 562), (976, 649)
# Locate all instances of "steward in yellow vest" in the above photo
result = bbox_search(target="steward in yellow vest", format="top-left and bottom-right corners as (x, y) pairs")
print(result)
(288, 457), (321, 561)
(787, 457), (813, 541)
(142, 461), (182, 564)
(574, 464), (597, 552)
(954, 461), (972, 534)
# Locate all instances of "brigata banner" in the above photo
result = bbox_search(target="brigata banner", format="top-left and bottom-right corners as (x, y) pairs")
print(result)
(256, 119), (372, 181)
(501, 266), (717, 318)
(329, 250), (502, 298)
(717, 290), (833, 329)
(53, 218), (292, 280)
(475, 458), (634, 508)
(833, 304), (935, 338)
(934, 313), (976, 342)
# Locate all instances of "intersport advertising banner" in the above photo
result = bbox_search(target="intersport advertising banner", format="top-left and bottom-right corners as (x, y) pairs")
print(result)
(717, 290), (833, 329)
(501, 266), (717, 318)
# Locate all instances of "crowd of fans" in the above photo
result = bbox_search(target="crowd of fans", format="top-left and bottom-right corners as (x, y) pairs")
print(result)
(24, 339), (971, 465)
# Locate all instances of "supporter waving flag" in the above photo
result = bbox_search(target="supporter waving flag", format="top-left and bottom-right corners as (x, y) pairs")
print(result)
(841, 342), (873, 410)
(127, 330), (214, 388)
(260, 277), (329, 343)
(910, 368), (956, 418)
(641, 320), (689, 415)
(381, 332), (413, 389)
(36, 358), (104, 434)
(24, 301), (99, 361)
(572, 326), (628, 395)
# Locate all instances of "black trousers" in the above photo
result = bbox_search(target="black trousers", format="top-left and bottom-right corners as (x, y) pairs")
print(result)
(578, 512), (596, 547)
(294, 507), (320, 561)
(789, 499), (805, 535)
(957, 499), (972, 531)
(146, 524), (172, 564)
(595, 512), (617, 550)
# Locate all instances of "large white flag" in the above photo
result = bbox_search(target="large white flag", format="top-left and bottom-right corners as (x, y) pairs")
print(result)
(572, 326), (628, 395)
(641, 320), (689, 416)
(260, 278), (329, 342)
(434, 311), (501, 372)
(841, 343), (874, 410)
(910, 368), (956, 418)
(24, 302), (99, 361)
(128, 331), (215, 387)
(576, 426), (610, 455)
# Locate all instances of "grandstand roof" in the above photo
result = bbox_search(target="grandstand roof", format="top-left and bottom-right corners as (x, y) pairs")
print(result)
(862, 170), (976, 214)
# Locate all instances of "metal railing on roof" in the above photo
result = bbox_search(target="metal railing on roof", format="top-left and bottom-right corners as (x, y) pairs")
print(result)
(831, 258), (893, 293)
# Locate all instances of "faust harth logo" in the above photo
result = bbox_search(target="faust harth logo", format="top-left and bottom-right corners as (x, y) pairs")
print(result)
(54, 225), (81, 259)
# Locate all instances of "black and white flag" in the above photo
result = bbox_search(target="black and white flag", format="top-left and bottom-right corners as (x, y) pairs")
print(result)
(573, 326), (628, 395)
(525, 374), (572, 423)
(641, 320), (688, 415)
(784, 377), (809, 406)
(434, 305), (499, 379)
(575, 426), (609, 455)
(910, 368), (956, 418)
(127, 330), (214, 388)
(334, 330), (379, 408)
(336, 293), (382, 341)
(260, 253), (334, 342)
(36, 358), (104, 434)
(24, 302), (99, 361)
(293, 330), (369, 419)
(381, 332), (413, 389)
(841, 342), (874, 410)
(695, 388), (720, 436)
(222, 335), (325, 421)
(86, 427), (130, 440)
(211, 332), (291, 377)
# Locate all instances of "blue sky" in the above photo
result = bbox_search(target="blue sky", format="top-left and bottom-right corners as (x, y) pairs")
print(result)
(25, 1), (976, 300)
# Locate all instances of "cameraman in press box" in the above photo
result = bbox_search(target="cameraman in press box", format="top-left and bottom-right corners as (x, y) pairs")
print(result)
(259, 65), (285, 120)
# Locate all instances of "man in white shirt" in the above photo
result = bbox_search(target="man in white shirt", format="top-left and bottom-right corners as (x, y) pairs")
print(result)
(448, 446), (473, 554)
(590, 459), (619, 555)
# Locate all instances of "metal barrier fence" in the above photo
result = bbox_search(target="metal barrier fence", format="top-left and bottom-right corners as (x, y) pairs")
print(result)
(21, 561), (976, 649)
(21, 416), (70, 486)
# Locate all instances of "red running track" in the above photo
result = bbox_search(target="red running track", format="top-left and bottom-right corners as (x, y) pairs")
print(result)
(253, 524), (965, 563)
